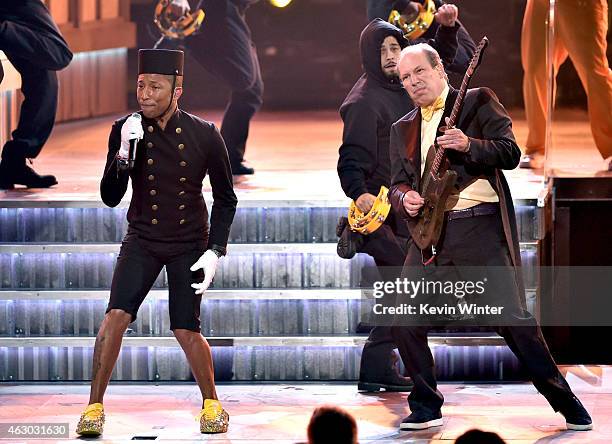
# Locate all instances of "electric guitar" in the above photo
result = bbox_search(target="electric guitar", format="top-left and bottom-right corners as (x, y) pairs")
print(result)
(411, 36), (490, 251)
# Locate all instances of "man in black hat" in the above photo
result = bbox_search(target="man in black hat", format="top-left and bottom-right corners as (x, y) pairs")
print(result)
(76, 49), (237, 436)
(0, 0), (72, 189)
(165, 0), (263, 176)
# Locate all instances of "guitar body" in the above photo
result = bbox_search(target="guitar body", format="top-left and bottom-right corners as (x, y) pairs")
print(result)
(412, 168), (457, 250)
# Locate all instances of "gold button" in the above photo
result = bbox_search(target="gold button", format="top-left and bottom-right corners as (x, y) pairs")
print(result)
(178, 143), (185, 150)
(147, 126), (154, 133)
(176, 127), (182, 134)
(179, 191), (185, 196)
(152, 205), (158, 211)
(179, 204), (185, 210)
(148, 175), (155, 181)
(150, 189), (157, 196)
(179, 161), (187, 167)
(179, 219), (186, 225)
(179, 177), (186, 183)
(147, 142), (153, 148)
(152, 218), (158, 225)
(147, 158), (154, 165)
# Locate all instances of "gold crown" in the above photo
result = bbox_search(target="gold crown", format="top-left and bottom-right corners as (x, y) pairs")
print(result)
(348, 186), (391, 235)
(388, 0), (436, 41)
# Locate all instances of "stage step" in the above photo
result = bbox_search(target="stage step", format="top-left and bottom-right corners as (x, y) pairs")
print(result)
(0, 289), (538, 337)
(0, 203), (543, 243)
(0, 242), (539, 290)
(0, 201), (543, 383)
(0, 288), (363, 301)
(0, 335), (524, 382)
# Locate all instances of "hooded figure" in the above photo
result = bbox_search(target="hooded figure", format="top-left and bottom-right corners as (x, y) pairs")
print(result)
(336, 18), (459, 392)
(338, 18), (458, 217)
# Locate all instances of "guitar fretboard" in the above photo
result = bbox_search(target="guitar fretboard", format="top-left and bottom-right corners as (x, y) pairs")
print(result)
(427, 36), (489, 179)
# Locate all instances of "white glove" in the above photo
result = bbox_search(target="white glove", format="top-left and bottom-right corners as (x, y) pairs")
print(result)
(190, 250), (220, 295)
(119, 113), (144, 160)
(170, 0), (190, 16)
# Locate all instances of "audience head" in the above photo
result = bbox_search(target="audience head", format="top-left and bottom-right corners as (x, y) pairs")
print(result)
(455, 428), (506, 444)
(307, 405), (358, 444)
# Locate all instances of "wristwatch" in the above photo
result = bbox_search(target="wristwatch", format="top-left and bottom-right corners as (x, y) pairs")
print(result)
(208, 244), (226, 257)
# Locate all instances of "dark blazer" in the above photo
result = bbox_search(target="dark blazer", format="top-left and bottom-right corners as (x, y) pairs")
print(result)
(100, 109), (237, 253)
(388, 86), (526, 307)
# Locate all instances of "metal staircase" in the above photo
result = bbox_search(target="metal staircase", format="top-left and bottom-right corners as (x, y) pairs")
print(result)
(0, 200), (544, 382)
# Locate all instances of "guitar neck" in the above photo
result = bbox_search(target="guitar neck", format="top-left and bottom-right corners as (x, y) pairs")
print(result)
(426, 36), (489, 179)
(448, 74), (471, 128)
(429, 73), (473, 176)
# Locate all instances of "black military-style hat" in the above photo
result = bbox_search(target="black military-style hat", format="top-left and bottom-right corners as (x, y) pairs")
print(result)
(138, 49), (184, 76)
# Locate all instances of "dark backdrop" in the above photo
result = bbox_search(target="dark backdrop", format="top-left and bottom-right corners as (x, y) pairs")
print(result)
(130, 0), (610, 111)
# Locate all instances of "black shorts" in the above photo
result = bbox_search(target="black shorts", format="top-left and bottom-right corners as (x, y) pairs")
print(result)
(106, 233), (206, 332)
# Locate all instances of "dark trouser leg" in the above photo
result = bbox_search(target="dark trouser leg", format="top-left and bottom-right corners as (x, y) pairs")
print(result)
(220, 46), (263, 168)
(496, 323), (574, 411)
(391, 324), (443, 413)
(358, 225), (411, 390)
(187, 3), (263, 169)
(4, 55), (58, 159)
(0, 55), (59, 188)
(359, 326), (408, 390)
(0, 4), (70, 188)
(0, 3), (72, 71)
(451, 213), (577, 412)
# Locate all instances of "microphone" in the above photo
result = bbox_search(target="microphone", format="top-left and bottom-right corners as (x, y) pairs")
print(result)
(118, 113), (143, 171)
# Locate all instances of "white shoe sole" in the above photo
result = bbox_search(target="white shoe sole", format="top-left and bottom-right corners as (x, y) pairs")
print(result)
(566, 422), (593, 431)
(400, 418), (443, 430)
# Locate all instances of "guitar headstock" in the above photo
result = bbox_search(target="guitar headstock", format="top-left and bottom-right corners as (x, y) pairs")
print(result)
(466, 37), (489, 77)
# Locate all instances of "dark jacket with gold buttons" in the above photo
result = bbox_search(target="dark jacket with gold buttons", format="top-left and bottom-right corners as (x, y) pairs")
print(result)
(100, 109), (237, 254)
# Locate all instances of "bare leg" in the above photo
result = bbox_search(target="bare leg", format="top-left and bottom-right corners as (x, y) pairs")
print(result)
(173, 329), (218, 406)
(88, 309), (132, 405)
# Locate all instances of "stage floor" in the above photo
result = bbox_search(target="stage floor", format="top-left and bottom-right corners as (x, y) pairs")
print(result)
(2, 108), (608, 207)
(0, 365), (610, 443)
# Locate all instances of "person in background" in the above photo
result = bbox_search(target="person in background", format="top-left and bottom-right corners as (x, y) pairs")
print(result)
(164, 0), (263, 176)
(0, 0), (72, 189)
(520, 0), (612, 170)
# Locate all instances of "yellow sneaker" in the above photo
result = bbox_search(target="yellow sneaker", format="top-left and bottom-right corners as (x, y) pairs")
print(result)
(76, 403), (105, 436)
(197, 399), (229, 433)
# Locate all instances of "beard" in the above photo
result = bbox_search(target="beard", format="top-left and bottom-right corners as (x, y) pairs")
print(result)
(383, 66), (399, 79)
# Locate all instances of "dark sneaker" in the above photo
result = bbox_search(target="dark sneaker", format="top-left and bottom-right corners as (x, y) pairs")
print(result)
(560, 395), (592, 431)
(400, 410), (443, 430)
(336, 216), (363, 259)
(231, 163), (255, 175)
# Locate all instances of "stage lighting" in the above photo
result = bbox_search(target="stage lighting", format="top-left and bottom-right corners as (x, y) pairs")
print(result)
(270, 0), (292, 7)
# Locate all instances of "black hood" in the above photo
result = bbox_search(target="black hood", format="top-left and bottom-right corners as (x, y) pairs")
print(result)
(359, 18), (408, 91)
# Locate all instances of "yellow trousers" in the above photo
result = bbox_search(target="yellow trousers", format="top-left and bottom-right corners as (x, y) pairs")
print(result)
(521, 0), (612, 158)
